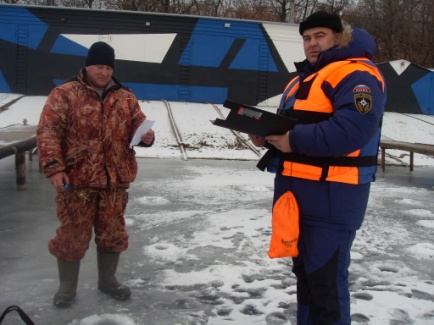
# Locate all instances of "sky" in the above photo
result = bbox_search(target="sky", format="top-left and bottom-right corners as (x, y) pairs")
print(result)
(0, 93), (433, 325)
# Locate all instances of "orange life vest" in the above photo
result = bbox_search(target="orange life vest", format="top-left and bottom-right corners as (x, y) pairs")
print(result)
(265, 59), (385, 185)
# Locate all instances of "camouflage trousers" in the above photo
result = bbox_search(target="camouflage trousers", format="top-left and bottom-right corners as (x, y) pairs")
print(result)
(49, 187), (129, 262)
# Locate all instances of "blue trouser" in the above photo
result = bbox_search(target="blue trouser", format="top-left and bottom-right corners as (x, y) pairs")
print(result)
(272, 174), (368, 324)
(293, 224), (356, 325)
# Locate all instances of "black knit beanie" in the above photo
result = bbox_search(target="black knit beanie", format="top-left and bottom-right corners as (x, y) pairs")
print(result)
(299, 11), (343, 35)
(85, 42), (115, 68)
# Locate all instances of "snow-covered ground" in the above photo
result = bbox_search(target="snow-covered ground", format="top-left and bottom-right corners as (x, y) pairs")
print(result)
(1, 93), (434, 166)
(0, 93), (433, 325)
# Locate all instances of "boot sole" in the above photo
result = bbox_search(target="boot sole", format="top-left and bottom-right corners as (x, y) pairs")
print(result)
(53, 294), (76, 308)
(98, 286), (131, 300)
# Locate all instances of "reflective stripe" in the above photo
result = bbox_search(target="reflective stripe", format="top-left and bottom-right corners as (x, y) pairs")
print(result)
(326, 166), (359, 184)
(326, 59), (385, 91)
(284, 77), (300, 103)
(282, 161), (323, 181)
(282, 161), (359, 184)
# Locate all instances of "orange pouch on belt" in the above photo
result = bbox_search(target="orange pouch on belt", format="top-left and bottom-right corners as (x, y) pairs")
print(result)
(267, 191), (299, 258)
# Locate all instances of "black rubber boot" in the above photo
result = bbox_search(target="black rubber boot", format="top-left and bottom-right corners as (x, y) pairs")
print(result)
(97, 251), (131, 300)
(53, 259), (80, 308)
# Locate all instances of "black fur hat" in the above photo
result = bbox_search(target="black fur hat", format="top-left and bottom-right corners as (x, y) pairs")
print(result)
(299, 11), (343, 35)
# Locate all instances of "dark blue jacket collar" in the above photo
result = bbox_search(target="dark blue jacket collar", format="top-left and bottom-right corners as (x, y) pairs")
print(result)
(294, 27), (377, 77)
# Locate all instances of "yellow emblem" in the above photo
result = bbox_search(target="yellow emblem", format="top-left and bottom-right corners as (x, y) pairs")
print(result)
(354, 93), (372, 114)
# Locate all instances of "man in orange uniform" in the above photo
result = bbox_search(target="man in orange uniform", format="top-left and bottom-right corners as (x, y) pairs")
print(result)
(250, 12), (386, 324)
(37, 42), (155, 307)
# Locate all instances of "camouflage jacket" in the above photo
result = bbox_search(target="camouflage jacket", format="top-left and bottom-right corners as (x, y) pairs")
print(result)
(37, 69), (146, 189)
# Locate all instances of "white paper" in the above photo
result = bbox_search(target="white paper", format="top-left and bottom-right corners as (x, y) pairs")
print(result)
(130, 120), (155, 147)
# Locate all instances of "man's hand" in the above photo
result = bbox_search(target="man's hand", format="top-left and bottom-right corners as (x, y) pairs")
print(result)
(140, 129), (155, 145)
(265, 132), (292, 153)
(49, 172), (69, 192)
(248, 134), (267, 147)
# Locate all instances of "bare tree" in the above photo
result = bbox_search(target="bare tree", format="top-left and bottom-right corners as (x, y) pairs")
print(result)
(190, 0), (224, 17)
(57, 0), (97, 8)
(269, 0), (290, 22)
(316, 0), (349, 13)
(344, 0), (433, 67)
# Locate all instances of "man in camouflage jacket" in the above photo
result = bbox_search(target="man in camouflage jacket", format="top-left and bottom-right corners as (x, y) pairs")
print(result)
(37, 42), (155, 307)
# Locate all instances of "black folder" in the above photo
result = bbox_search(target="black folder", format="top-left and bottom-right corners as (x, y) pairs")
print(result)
(211, 100), (297, 138)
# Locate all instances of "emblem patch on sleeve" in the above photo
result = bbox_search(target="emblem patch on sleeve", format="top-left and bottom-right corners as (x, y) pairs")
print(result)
(353, 84), (372, 114)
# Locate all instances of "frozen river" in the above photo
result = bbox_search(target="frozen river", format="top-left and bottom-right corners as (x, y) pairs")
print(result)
(0, 156), (433, 325)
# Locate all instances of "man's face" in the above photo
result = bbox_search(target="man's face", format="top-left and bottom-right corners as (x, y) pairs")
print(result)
(85, 65), (113, 89)
(302, 27), (340, 65)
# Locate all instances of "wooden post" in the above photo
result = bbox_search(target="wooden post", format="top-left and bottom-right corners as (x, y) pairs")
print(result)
(15, 152), (27, 191)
